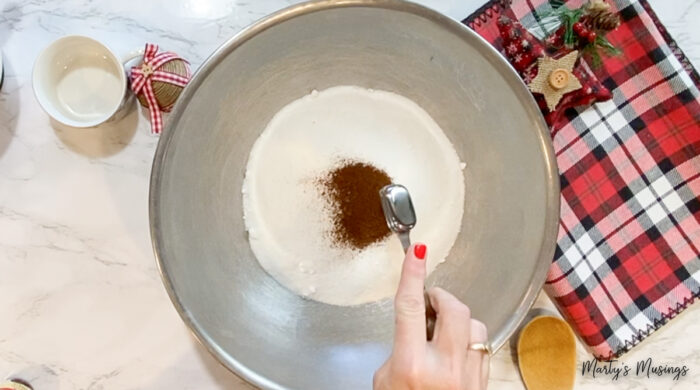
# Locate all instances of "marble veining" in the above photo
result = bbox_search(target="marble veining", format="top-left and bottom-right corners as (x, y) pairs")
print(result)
(0, 0), (698, 389)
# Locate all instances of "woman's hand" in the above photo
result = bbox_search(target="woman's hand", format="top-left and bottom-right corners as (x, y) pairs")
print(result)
(373, 243), (489, 390)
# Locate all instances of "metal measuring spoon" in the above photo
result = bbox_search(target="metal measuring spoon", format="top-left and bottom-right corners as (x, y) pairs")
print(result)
(379, 184), (437, 340)
(379, 184), (416, 251)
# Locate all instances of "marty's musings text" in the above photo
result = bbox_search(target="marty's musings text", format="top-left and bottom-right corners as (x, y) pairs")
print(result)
(581, 358), (689, 381)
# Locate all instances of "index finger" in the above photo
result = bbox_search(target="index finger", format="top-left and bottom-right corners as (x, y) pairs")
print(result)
(393, 243), (428, 356)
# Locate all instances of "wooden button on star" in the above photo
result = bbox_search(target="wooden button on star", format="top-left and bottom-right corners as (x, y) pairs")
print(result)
(549, 68), (570, 89)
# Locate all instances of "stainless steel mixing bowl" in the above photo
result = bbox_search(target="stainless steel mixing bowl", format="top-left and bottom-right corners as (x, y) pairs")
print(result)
(150, 1), (560, 389)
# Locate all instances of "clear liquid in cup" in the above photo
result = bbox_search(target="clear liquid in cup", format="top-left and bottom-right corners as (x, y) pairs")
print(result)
(55, 55), (123, 122)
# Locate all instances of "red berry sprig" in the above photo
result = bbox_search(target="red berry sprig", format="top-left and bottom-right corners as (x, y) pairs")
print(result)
(572, 22), (587, 37)
(573, 22), (598, 44)
(540, 0), (620, 66)
(587, 31), (597, 44)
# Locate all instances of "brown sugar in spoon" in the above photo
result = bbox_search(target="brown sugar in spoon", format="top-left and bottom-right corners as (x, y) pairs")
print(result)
(517, 316), (576, 390)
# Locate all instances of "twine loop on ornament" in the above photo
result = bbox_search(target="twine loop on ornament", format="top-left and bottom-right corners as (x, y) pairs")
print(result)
(130, 43), (191, 135)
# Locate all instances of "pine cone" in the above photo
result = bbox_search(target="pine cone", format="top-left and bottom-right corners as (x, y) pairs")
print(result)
(587, 9), (621, 32)
(584, 1), (621, 33)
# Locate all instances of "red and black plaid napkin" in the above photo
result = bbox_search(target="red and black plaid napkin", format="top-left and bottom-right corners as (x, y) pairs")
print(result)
(464, 0), (700, 360)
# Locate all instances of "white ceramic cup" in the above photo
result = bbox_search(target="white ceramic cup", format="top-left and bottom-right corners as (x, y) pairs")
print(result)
(33, 35), (137, 128)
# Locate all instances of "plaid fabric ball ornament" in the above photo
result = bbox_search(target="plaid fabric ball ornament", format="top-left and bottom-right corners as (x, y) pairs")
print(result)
(498, 17), (612, 129)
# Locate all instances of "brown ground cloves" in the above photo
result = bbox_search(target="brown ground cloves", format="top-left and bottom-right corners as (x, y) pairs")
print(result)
(319, 161), (392, 250)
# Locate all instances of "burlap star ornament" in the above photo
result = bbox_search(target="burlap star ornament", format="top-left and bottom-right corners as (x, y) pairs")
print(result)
(528, 51), (583, 111)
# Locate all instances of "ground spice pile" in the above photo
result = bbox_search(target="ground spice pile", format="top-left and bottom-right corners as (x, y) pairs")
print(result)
(320, 161), (392, 250)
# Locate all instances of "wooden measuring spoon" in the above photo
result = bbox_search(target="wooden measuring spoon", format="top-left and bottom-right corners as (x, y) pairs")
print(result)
(517, 316), (576, 390)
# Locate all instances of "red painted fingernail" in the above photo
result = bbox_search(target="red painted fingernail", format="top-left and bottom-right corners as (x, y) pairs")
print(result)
(414, 244), (426, 260)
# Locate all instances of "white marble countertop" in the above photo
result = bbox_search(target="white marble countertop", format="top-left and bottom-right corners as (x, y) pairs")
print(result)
(1, 0), (698, 389)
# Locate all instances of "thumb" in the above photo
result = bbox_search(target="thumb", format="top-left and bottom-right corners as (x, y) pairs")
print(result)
(393, 243), (428, 355)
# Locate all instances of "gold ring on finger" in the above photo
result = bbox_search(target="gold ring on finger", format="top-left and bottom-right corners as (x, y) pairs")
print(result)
(468, 342), (492, 355)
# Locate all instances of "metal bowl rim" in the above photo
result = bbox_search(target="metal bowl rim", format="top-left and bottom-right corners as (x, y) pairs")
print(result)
(149, 1), (561, 388)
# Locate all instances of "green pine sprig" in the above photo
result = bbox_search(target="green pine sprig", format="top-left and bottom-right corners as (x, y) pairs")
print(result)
(535, 1), (622, 68)
(559, 7), (585, 46)
(596, 34), (622, 56)
(584, 34), (622, 68)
